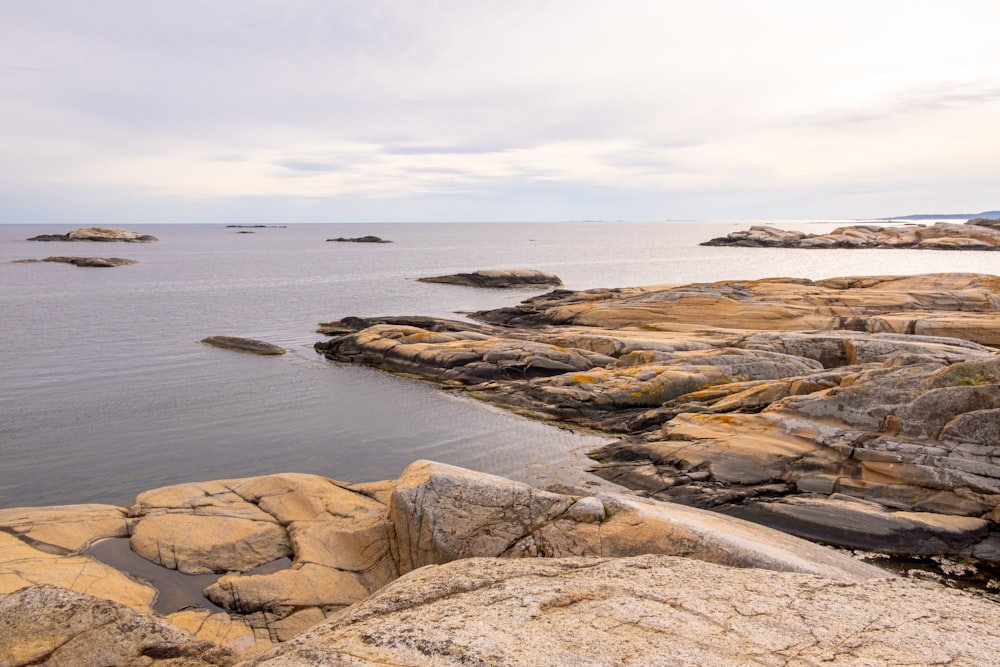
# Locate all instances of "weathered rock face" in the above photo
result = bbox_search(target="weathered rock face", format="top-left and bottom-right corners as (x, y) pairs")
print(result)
(243, 555), (1000, 667)
(12, 256), (138, 267)
(418, 268), (563, 288)
(315, 274), (1000, 561)
(0, 585), (235, 667)
(201, 336), (286, 355)
(27, 226), (158, 242)
(702, 219), (1000, 249)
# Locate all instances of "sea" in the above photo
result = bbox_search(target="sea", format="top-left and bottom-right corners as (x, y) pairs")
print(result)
(2, 220), (997, 510)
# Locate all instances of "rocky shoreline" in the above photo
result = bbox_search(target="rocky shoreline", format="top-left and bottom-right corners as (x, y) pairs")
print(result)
(702, 218), (1000, 249)
(4, 271), (1000, 664)
(5, 461), (1000, 665)
(315, 273), (1000, 564)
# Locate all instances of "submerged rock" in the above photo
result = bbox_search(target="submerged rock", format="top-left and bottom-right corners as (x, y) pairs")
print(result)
(13, 256), (138, 267)
(418, 268), (563, 288)
(27, 227), (158, 242)
(201, 336), (286, 355)
(703, 219), (1000, 250)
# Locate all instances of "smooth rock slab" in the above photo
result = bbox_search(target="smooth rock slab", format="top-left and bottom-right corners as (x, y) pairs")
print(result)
(243, 554), (1000, 667)
(130, 513), (291, 575)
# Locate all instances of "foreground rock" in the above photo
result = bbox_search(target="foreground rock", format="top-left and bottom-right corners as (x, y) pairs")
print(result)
(13, 256), (138, 267)
(1, 461), (896, 663)
(0, 586), (234, 667)
(201, 336), (286, 355)
(703, 218), (1000, 249)
(27, 226), (158, 242)
(418, 268), (563, 288)
(315, 273), (1000, 560)
(245, 554), (1000, 667)
(326, 235), (391, 243)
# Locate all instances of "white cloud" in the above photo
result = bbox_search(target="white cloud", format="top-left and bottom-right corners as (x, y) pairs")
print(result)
(2, 0), (1000, 221)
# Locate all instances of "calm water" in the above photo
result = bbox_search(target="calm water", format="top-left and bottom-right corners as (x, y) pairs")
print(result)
(1, 220), (996, 508)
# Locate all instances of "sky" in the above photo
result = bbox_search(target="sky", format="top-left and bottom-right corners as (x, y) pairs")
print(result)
(2, 1), (999, 224)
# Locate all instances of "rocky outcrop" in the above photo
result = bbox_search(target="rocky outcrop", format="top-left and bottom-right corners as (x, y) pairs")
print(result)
(1, 461), (898, 663)
(703, 219), (1000, 249)
(201, 336), (286, 355)
(326, 236), (391, 243)
(315, 274), (1000, 561)
(418, 268), (563, 288)
(243, 554), (1000, 667)
(13, 256), (138, 267)
(27, 227), (158, 242)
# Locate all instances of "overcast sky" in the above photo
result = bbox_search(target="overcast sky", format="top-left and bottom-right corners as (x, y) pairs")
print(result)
(2, 1), (999, 223)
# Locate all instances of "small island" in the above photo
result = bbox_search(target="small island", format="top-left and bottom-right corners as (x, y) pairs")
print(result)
(418, 268), (563, 288)
(326, 235), (391, 243)
(12, 256), (137, 268)
(702, 218), (1000, 249)
(27, 227), (159, 243)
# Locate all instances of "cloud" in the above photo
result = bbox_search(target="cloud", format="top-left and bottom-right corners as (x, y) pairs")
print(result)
(3, 1), (1000, 221)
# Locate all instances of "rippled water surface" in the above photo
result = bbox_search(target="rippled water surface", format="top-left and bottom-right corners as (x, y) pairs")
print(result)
(2, 220), (995, 508)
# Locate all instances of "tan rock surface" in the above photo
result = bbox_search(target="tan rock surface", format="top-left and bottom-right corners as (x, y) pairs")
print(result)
(316, 273), (1000, 560)
(242, 555), (1000, 667)
(703, 219), (1000, 251)
(0, 503), (132, 553)
(0, 585), (233, 667)
(0, 532), (156, 612)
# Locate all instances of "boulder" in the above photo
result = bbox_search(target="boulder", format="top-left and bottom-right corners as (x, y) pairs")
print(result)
(418, 268), (563, 288)
(242, 554), (1000, 667)
(27, 227), (158, 242)
(201, 336), (286, 355)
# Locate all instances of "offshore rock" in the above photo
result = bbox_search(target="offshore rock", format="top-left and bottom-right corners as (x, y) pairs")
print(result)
(418, 268), (563, 288)
(316, 274), (1000, 560)
(702, 219), (1000, 249)
(13, 256), (138, 267)
(201, 336), (286, 355)
(326, 235), (391, 243)
(242, 555), (1000, 667)
(27, 226), (158, 242)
